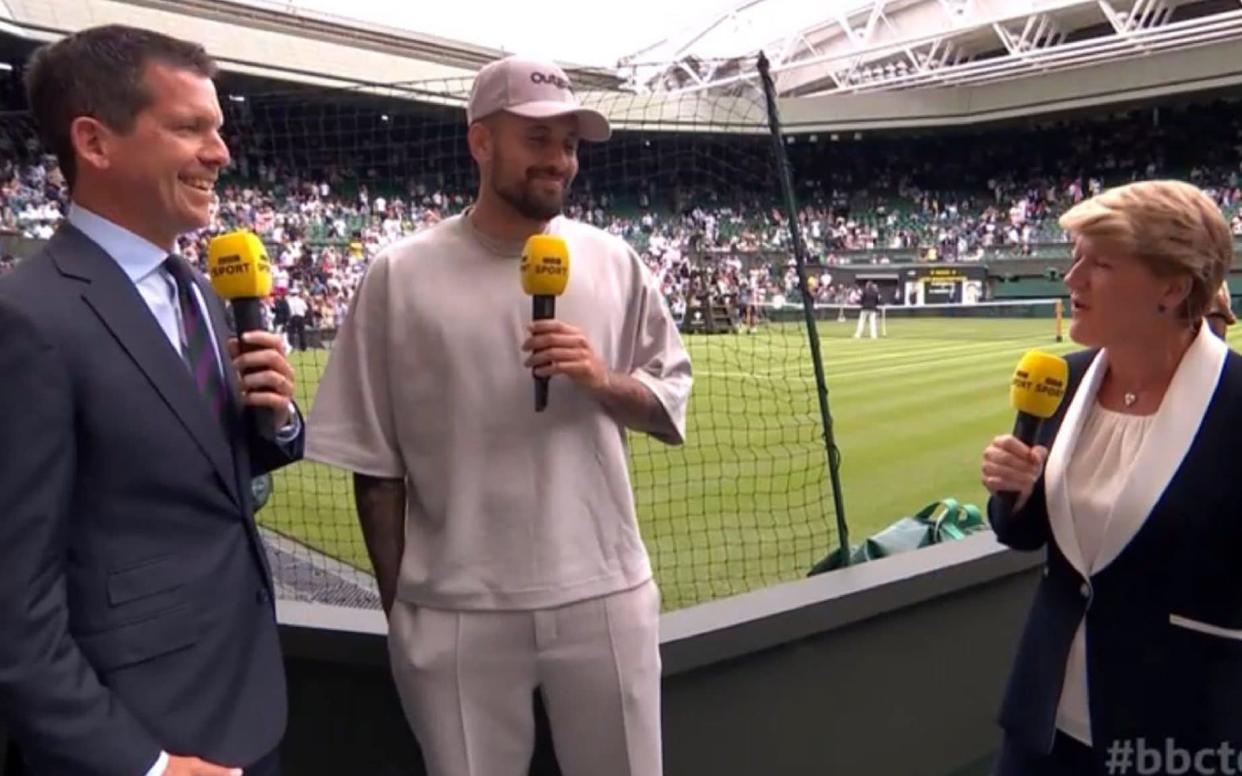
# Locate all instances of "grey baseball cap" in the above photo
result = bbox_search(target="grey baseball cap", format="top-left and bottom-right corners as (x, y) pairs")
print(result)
(467, 55), (611, 142)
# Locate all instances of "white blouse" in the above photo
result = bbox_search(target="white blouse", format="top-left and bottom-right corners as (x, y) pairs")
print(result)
(1056, 401), (1155, 745)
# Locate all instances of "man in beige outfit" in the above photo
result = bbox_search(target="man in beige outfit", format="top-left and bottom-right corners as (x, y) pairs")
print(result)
(306, 55), (691, 776)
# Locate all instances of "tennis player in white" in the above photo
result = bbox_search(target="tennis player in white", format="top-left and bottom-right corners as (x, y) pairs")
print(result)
(306, 55), (692, 776)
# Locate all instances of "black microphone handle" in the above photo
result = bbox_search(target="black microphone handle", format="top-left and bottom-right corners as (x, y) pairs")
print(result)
(533, 295), (555, 321)
(997, 411), (1042, 516)
(995, 489), (1021, 516)
(233, 296), (266, 337)
(533, 295), (555, 412)
(1011, 411), (1041, 446)
(231, 296), (277, 441)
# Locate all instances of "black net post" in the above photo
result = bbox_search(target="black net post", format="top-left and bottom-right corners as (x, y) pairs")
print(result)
(756, 51), (852, 567)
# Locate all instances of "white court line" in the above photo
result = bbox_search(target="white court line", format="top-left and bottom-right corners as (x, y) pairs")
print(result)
(695, 335), (1050, 370)
(697, 341), (1060, 383)
(698, 370), (815, 381)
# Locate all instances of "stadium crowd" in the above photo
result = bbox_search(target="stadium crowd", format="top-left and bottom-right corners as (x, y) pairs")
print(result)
(3, 96), (1242, 332)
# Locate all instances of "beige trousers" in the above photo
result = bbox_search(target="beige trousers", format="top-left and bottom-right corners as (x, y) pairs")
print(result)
(388, 580), (662, 776)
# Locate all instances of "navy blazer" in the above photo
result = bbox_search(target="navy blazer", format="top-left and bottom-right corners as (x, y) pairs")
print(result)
(0, 223), (303, 774)
(990, 326), (1242, 763)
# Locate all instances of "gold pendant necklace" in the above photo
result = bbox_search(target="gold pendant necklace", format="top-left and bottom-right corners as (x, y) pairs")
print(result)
(1123, 392), (1138, 407)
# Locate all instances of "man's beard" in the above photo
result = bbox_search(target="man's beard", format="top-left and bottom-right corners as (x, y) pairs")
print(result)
(492, 170), (567, 222)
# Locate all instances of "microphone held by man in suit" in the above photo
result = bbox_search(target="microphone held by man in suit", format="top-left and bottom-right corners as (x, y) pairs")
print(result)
(208, 230), (278, 441)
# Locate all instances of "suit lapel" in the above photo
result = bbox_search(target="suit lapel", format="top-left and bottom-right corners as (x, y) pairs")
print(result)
(1091, 324), (1227, 574)
(47, 224), (242, 510)
(1044, 350), (1106, 579)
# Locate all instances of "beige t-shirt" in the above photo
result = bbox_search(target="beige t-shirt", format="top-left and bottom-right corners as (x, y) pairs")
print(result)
(306, 213), (692, 610)
(1056, 402), (1155, 745)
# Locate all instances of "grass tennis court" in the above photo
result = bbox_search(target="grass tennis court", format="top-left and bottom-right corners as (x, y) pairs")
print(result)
(258, 314), (1164, 611)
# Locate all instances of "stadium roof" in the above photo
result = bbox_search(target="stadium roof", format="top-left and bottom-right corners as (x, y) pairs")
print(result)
(0, 0), (627, 92)
(620, 0), (1242, 96)
(5, 0), (1242, 133)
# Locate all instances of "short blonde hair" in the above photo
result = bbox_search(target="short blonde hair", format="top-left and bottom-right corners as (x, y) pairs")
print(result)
(1059, 180), (1233, 320)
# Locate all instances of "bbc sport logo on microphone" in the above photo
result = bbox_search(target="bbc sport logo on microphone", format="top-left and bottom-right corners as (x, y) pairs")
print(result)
(207, 230), (273, 300)
(1009, 351), (1069, 420)
(209, 251), (271, 278)
(1010, 369), (1066, 397)
(521, 255), (567, 277)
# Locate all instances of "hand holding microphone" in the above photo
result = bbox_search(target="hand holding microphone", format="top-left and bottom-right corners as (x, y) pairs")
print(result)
(518, 235), (610, 411)
(982, 351), (1068, 515)
(520, 235), (571, 411)
(207, 231), (296, 438)
(982, 437), (1047, 512)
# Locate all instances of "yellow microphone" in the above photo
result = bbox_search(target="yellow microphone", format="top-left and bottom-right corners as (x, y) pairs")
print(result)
(207, 230), (275, 438)
(1009, 351), (1068, 424)
(520, 235), (570, 412)
(1000, 350), (1069, 513)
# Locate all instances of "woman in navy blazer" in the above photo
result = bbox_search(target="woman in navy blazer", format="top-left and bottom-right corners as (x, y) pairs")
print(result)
(981, 179), (1242, 775)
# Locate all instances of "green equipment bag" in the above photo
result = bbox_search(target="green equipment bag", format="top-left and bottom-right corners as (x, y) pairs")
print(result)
(808, 498), (988, 575)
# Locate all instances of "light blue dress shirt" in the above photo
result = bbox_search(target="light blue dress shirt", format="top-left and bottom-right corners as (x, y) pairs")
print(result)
(66, 204), (297, 776)
(68, 204), (225, 373)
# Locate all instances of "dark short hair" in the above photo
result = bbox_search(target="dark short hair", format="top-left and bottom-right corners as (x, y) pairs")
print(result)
(24, 24), (217, 190)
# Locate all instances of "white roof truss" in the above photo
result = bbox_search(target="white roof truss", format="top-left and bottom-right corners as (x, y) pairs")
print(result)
(621, 0), (1242, 96)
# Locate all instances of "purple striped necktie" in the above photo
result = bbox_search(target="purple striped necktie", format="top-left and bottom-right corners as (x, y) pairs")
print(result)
(163, 256), (229, 434)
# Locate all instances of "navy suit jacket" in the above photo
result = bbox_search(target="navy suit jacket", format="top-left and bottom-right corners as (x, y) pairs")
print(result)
(991, 326), (1242, 762)
(0, 223), (302, 774)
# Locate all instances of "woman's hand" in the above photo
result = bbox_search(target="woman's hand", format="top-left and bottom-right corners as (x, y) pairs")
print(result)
(981, 435), (1048, 512)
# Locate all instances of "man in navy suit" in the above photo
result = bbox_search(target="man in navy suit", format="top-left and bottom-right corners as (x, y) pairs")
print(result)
(0, 25), (302, 776)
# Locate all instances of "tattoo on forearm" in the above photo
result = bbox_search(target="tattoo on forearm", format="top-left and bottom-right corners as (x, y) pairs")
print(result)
(353, 474), (406, 611)
(598, 373), (673, 436)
